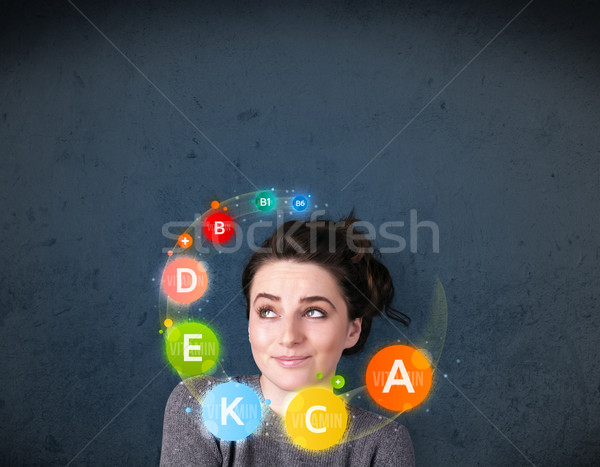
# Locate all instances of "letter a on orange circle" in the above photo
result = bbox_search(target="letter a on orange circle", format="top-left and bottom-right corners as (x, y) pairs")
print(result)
(365, 344), (432, 412)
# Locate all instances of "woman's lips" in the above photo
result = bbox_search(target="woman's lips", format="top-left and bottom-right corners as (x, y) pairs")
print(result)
(274, 356), (310, 368)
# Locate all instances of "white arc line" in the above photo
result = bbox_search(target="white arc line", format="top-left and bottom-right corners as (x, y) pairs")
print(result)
(64, 279), (252, 464)
(341, 0), (535, 192)
(65, 364), (169, 466)
(443, 376), (536, 466)
(66, 0), (258, 190)
(345, 279), (536, 466)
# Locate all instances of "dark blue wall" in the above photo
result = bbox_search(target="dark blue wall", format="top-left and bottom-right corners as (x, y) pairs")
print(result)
(1, 0), (598, 465)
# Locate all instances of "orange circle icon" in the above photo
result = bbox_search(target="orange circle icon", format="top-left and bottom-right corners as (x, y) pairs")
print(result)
(178, 233), (193, 249)
(365, 345), (432, 412)
(161, 258), (208, 304)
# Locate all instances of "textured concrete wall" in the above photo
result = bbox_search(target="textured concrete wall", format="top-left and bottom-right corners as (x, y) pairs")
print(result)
(1, 0), (598, 465)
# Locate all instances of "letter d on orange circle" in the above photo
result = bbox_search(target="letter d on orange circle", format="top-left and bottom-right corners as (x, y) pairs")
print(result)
(162, 258), (208, 303)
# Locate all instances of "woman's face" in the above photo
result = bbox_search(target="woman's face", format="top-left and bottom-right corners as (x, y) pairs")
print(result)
(248, 260), (362, 392)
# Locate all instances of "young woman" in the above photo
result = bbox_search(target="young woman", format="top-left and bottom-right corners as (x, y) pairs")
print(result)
(160, 210), (416, 466)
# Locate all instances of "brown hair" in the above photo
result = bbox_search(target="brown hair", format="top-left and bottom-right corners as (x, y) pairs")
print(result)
(241, 209), (410, 355)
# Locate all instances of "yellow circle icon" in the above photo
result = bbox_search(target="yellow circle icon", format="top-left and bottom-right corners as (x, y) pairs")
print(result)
(284, 388), (348, 451)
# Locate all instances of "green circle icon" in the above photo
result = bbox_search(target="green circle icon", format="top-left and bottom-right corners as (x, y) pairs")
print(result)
(165, 322), (220, 376)
(331, 375), (345, 389)
(255, 191), (276, 211)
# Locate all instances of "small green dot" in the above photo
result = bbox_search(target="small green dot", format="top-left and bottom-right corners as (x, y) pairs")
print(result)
(316, 372), (322, 379)
(332, 375), (345, 389)
(159, 330), (163, 334)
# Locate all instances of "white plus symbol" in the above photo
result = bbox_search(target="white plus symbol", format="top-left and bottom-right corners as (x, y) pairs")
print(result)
(336, 379), (340, 385)
(181, 237), (189, 245)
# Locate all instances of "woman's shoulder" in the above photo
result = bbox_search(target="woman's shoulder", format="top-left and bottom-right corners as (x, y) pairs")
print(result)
(345, 403), (415, 463)
(347, 403), (410, 435)
(167, 374), (261, 403)
(166, 375), (219, 407)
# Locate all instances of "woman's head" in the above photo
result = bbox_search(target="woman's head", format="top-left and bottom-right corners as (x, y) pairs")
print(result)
(241, 209), (410, 391)
(246, 260), (361, 391)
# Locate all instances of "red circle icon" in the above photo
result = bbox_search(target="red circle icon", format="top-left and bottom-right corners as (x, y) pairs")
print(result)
(203, 212), (235, 243)
(162, 258), (208, 303)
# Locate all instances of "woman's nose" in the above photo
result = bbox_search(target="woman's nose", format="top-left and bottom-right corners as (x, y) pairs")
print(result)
(279, 315), (304, 347)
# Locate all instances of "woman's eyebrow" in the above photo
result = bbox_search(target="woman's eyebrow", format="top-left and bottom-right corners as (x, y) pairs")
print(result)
(253, 292), (337, 311)
(300, 296), (337, 311)
(253, 292), (280, 305)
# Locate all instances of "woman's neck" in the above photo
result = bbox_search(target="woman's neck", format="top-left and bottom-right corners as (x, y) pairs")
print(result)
(258, 374), (333, 417)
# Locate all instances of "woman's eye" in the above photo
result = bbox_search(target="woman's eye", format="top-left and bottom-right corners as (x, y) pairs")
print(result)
(257, 307), (276, 318)
(305, 308), (326, 318)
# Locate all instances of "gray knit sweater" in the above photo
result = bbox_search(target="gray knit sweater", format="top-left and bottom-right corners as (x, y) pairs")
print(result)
(160, 374), (416, 466)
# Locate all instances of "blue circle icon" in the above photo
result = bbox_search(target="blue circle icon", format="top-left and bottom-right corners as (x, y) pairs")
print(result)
(201, 382), (262, 441)
(292, 195), (308, 211)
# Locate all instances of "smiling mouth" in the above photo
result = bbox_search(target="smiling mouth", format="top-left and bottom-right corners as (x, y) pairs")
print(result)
(274, 356), (310, 368)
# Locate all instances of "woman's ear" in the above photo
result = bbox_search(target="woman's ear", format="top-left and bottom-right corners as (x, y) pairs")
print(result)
(344, 317), (362, 349)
